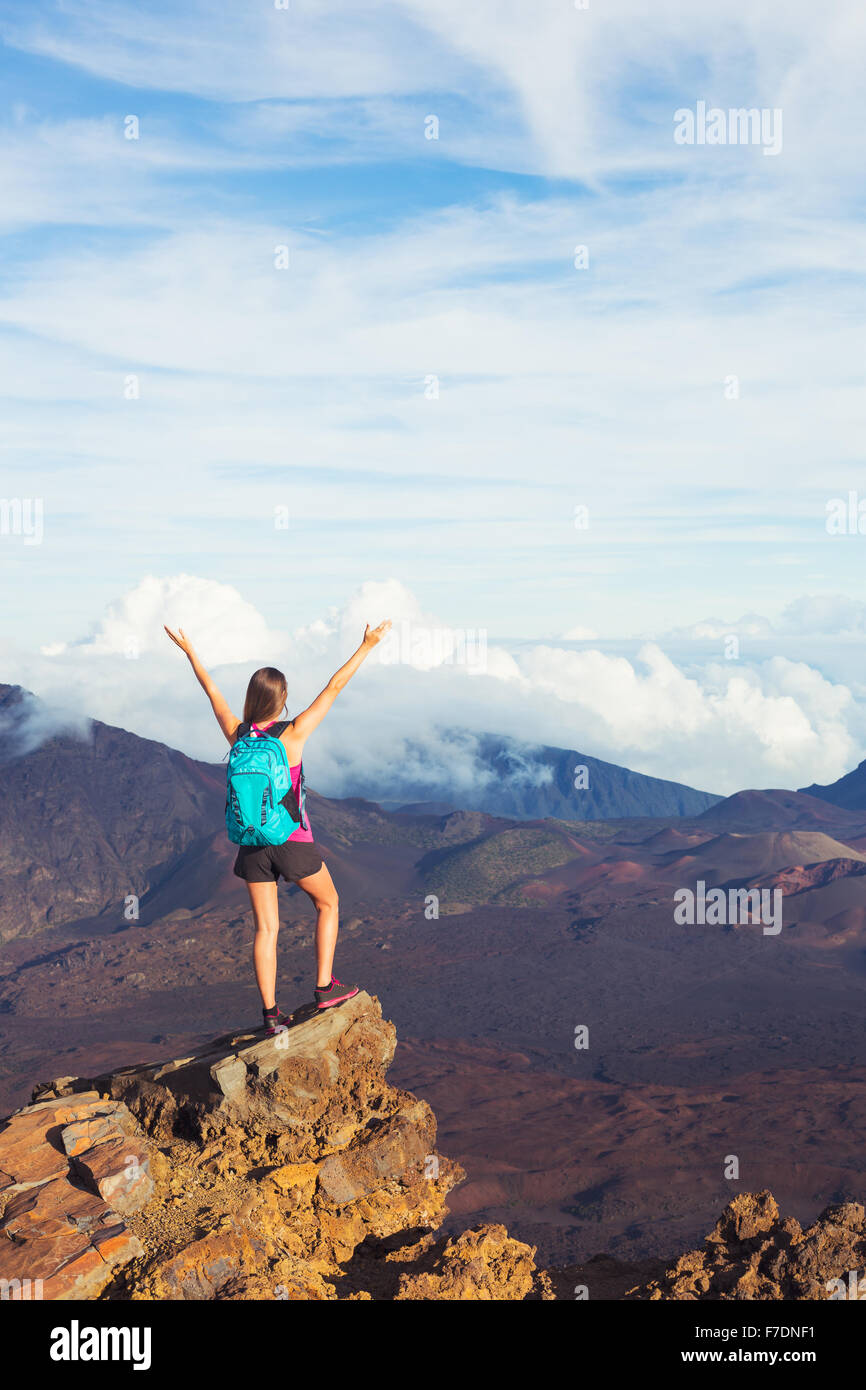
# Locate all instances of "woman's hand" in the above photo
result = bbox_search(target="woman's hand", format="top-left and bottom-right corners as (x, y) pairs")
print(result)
(164, 625), (195, 658)
(293, 620), (394, 740)
(362, 619), (392, 649)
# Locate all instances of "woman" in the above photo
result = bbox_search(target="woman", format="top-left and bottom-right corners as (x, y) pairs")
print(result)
(164, 619), (391, 1033)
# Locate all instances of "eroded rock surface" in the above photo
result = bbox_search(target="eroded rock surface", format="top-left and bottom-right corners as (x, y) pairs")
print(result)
(2, 992), (539, 1300)
(0, 1094), (149, 1298)
(628, 1190), (866, 1300)
(395, 1223), (538, 1300)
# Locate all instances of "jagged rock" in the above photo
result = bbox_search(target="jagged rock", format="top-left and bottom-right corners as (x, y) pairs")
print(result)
(84, 995), (467, 1297)
(707, 1189), (780, 1246)
(395, 1224), (537, 1300)
(630, 1190), (866, 1300)
(70, 1136), (153, 1215)
(60, 1101), (140, 1157)
(143, 1219), (273, 1301)
(265, 1161), (319, 1203)
(0, 1094), (146, 1299)
(317, 1098), (436, 1205)
(50, 992), (397, 1153)
(4, 994), (539, 1300)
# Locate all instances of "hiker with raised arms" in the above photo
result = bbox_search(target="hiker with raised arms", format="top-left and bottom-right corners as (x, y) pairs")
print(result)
(164, 620), (392, 1033)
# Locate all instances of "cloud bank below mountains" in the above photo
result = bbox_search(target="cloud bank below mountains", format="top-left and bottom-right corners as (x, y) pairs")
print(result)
(1, 573), (863, 803)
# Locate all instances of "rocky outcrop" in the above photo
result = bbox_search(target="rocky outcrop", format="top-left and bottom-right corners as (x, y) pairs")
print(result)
(628, 1190), (866, 1300)
(752, 857), (866, 896)
(0, 1094), (150, 1298)
(394, 1224), (539, 1300)
(1, 992), (540, 1300)
(5, 999), (865, 1303)
(63, 991), (401, 1152)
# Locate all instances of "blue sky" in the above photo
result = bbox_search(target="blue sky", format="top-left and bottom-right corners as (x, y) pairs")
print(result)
(2, 0), (866, 796)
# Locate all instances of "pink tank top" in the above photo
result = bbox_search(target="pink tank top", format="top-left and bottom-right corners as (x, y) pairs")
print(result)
(250, 720), (313, 843)
(288, 761), (313, 843)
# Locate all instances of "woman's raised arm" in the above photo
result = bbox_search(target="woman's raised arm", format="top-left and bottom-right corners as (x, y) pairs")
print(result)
(291, 621), (391, 743)
(164, 626), (240, 745)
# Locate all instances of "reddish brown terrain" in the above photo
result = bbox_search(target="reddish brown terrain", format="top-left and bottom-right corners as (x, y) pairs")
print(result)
(2, 685), (866, 1276)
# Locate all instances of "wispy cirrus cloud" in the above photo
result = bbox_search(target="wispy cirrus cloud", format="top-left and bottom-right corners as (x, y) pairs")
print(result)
(1, 0), (865, 663)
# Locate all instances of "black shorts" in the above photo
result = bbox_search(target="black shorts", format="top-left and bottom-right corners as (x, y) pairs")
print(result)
(233, 839), (323, 885)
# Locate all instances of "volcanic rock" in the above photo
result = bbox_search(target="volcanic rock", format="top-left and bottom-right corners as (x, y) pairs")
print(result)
(3, 992), (538, 1300)
(629, 1190), (866, 1299)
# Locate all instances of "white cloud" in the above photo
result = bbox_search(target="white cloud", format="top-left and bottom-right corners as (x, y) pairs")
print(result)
(8, 0), (866, 184)
(8, 575), (866, 801)
(0, 688), (89, 761)
(667, 595), (866, 641)
(0, 1), (457, 104)
(41, 573), (282, 666)
(4, 1), (866, 662)
(778, 594), (866, 636)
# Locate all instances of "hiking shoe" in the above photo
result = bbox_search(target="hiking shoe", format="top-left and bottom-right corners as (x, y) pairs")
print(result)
(314, 976), (359, 1009)
(262, 1007), (292, 1036)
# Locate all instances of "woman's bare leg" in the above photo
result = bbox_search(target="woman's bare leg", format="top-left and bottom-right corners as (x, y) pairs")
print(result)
(247, 880), (280, 1008)
(296, 863), (339, 988)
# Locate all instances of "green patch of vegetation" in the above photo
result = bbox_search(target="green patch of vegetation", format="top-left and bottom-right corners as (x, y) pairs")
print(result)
(420, 826), (580, 904)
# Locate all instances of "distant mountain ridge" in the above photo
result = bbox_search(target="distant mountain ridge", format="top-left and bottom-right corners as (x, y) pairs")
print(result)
(692, 787), (866, 832)
(0, 683), (225, 942)
(0, 684), (722, 940)
(800, 760), (866, 811)
(395, 732), (721, 821)
(6, 681), (866, 946)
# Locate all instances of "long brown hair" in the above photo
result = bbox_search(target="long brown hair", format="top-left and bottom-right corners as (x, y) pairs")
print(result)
(243, 667), (288, 724)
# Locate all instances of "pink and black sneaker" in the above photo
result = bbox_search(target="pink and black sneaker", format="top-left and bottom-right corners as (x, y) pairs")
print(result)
(314, 976), (359, 1010)
(262, 1005), (292, 1036)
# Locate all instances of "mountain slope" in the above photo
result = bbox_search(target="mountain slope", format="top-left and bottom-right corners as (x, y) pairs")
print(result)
(800, 760), (866, 811)
(0, 684), (721, 939)
(414, 733), (721, 821)
(0, 684), (225, 942)
(661, 830), (866, 887)
(693, 788), (865, 832)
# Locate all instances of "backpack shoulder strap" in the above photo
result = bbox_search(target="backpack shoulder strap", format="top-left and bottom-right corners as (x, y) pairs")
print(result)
(243, 720), (290, 739)
(263, 720), (290, 738)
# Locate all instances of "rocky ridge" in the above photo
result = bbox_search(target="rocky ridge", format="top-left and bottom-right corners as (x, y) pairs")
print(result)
(631, 1189), (866, 1300)
(2, 993), (864, 1301)
(0, 993), (541, 1300)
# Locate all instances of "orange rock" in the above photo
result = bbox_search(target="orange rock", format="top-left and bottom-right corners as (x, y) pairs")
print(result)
(1, 1175), (107, 1242)
(91, 1223), (143, 1265)
(317, 1099), (436, 1206)
(42, 1248), (112, 1301)
(71, 1136), (153, 1214)
(395, 1224), (537, 1301)
(630, 1192), (866, 1300)
(0, 1095), (149, 1301)
(60, 1103), (137, 1157)
(143, 1221), (271, 1300)
(0, 1113), (69, 1187)
(266, 1161), (319, 1200)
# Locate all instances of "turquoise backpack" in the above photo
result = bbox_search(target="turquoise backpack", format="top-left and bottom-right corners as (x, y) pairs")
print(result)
(225, 721), (306, 847)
